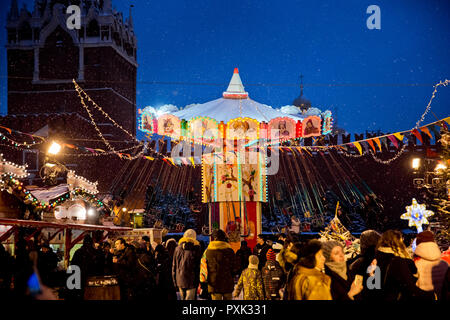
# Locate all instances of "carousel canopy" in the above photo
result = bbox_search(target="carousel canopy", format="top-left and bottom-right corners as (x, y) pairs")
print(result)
(172, 69), (304, 123)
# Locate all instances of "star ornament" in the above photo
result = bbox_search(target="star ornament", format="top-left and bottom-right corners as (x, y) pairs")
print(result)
(400, 198), (434, 233)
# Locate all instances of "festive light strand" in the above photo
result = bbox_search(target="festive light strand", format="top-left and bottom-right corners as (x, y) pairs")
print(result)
(369, 144), (407, 164)
(415, 79), (449, 129)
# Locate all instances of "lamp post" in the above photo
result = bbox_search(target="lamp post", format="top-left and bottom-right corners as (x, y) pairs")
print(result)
(41, 141), (68, 186)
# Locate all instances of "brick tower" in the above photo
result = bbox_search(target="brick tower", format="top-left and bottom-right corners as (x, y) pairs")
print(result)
(2, 0), (138, 193)
(6, 0), (137, 136)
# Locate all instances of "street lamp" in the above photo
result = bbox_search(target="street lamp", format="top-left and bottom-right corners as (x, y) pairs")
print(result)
(48, 141), (62, 155)
(412, 158), (420, 170)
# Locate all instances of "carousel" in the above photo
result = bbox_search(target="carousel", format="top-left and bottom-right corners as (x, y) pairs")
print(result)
(138, 68), (333, 249)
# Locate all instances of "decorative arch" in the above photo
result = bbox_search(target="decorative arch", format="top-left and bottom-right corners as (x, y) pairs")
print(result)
(86, 19), (100, 37)
(39, 5), (79, 45)
(18, 21), (32, 41)
(226, 117), (259, 140)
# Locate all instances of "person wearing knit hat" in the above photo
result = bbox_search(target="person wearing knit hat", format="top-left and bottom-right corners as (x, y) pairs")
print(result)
(266, 249), (276, 262)
(322, 240), (363, 300)
(286, 240), (332, 300)
(172, 229), (201, 300)
(413, 231), (449, 300)
(262, 249), (285, 300)
(233, 255), (265, 300)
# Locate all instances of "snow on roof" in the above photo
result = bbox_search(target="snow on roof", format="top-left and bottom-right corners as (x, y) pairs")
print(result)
(172, 97), (304, 123)
(29, 184), (70, 203)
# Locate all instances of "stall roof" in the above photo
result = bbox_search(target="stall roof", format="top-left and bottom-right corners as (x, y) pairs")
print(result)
(0, 218), (132, 232)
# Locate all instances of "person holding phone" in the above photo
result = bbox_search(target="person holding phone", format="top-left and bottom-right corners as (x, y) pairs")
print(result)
(322, 240), (363, 300)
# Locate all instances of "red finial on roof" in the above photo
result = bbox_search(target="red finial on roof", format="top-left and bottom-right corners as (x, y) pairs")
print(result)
(234, 68), (239, 74)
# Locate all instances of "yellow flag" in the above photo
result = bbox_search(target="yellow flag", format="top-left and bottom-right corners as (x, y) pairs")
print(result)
(168, 158), (175, 166)
(393, 132), (404, 141)
(353, 142), (362, 155)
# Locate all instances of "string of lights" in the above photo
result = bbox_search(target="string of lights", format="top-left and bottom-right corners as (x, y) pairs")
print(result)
(415, 79), (449, 129)
(74, 80), (138, 142)
(369, 144), (408, 164)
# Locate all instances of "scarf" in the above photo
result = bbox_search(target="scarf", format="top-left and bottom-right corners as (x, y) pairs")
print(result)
(325, 261), (348, 281)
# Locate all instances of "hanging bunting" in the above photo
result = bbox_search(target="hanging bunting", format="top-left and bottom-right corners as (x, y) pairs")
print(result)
(94, 148), (106, 153)
(428, 124), (440, 138)
(381, 137), (389, 150)
(352, 142), (363, 155)
(411, 129), (424, 144)
(373, 138), (382, 152)
(394, 132), (404, 142)
(367, 139), (376, 153)
(387, 135), (399, 149)
(420, 126), (433, 139)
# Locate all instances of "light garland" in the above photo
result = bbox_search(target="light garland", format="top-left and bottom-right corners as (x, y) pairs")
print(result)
(369, 144), (407, 164)
(415, 79), (449, 129)
(0, 132), (44, 148)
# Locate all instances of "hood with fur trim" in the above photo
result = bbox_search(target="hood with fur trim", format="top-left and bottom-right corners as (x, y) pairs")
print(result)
(414, 242), (442, 261)
(207, 240), (232, 250)
(178, 237), (200, 247)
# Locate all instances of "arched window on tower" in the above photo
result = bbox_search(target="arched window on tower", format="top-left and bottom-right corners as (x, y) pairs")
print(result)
(40, 26), (79, 80)
(18, 22), (32, 41)
(87, 19), (100, 37)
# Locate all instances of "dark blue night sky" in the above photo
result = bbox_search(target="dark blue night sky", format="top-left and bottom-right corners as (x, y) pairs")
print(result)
(1, 0), (449, 136)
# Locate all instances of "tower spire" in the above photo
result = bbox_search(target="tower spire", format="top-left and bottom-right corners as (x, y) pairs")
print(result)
(128, 4), (134, 29)
(9, 0), (19, 20)
(299, 74), (304, 97)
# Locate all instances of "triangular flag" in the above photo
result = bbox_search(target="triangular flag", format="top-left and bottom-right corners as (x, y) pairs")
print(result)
(94, 148), (105, 153)
(420, 126), (433, 139)
(444, 117), (450, 124)
(411, 129), (423, 144)
(352, 142), (362, 155)
(393, 132), (404, 142)
(190, 157), (195, 166)
(381, 137), (389, 150)
(387, 135), (399, 149)
(367, 139), (376, 153)
(428, 124), (440, 138)
(168, 158), (175, 166)
(373, 138), (382, 152)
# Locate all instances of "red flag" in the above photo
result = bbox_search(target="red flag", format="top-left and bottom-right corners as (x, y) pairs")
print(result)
(387, 135), (398, 149)
(367, 140), (376, 153)
(411, 129), (423, 144)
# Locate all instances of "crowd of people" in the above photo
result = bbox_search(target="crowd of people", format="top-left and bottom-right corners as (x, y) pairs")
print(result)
(0, 227), (449, 301)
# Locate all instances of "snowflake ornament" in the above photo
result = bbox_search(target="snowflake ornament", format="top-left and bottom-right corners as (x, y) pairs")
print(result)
(401, 198), (434, 233)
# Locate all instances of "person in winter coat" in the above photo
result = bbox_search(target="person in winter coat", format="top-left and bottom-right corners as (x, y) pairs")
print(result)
(262, 248), (285, 300)
(349, 229), (381, 298)
(200, 229), (239, 300)
(372, 230), (435, 301)
(322, 240), (363, 300)
(413, 231), (449, 300)
(277, 234), (299, 274)
(286, 240), (332, 300)
(253, 234), (271, 270)
(0, 244), (14, 298)
(37, 243), (59, 287)
(134, 240), (157, 300)
(236, 241), (252, 275)
(154, 244), (177, 300)
(113, 238), (137, 301)
(233, 255), (265, 300)
(70, 235), (100, 300)
(172, 229), (202, 300)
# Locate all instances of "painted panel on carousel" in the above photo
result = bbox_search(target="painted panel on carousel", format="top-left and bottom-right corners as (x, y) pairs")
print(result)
(138, 108), (157, 134)
(268, 117), (296, 142)
(322, 111), (333, 135)
(189, 117), (219, 144)
(239, 151), (267, 203)
(226, 117), (259, 141)
(157, 114), (181, 139)
(302, 116), (322, 138)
